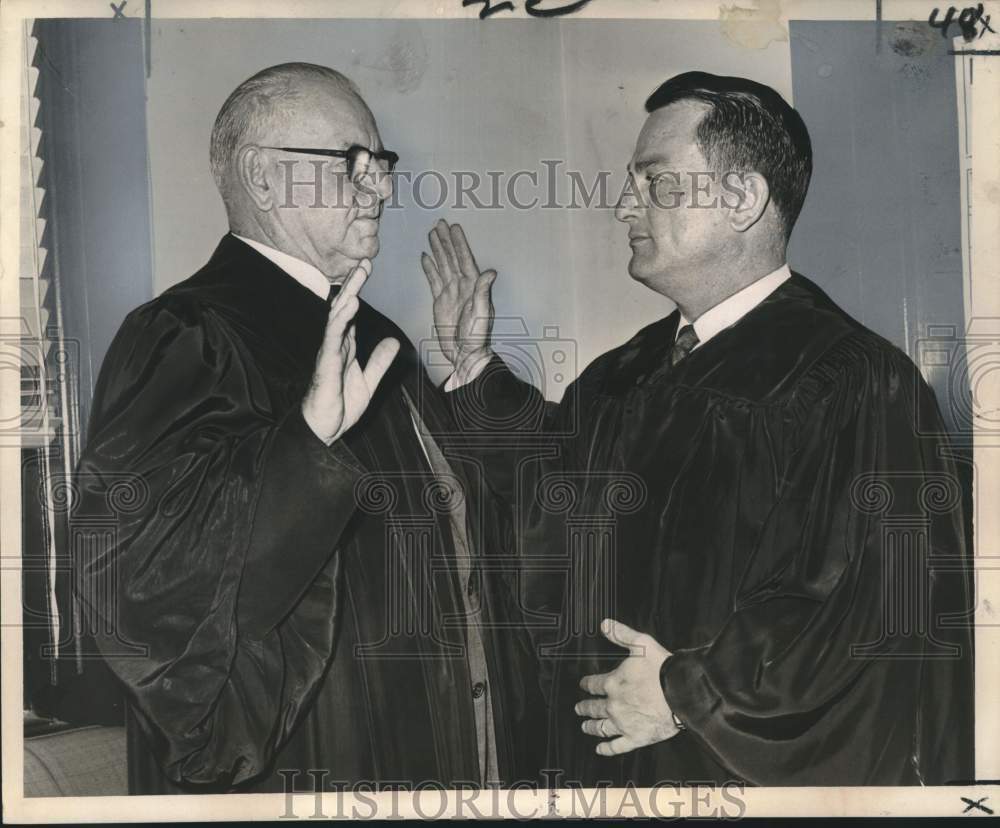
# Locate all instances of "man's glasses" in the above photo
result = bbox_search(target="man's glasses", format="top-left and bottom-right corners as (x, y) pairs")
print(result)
(260, 145), (399, 182)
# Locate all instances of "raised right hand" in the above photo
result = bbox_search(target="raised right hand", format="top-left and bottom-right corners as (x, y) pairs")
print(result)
(302, 259), (400, 445)
(421, 219), (496, 383)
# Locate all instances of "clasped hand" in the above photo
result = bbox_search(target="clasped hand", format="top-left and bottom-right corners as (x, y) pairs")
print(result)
(576, 619), (681, 757)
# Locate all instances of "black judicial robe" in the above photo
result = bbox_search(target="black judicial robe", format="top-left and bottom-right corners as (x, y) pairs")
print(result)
(74, 235), (545, 793)
(447, 274), (974, 787)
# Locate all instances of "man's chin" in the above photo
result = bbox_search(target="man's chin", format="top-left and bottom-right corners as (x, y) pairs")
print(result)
(327, 240), (380, 280)
(358, 235), (380, 258)
(340, 235), (380, 264)
(627, 257), (654, 284)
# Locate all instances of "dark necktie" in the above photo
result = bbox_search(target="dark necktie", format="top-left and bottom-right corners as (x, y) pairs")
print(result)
(635, 322), (700, 387)
(669, 324), (700, 368)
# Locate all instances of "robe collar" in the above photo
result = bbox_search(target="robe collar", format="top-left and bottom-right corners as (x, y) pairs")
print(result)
(677, 264), (792, 349)
(190, 234), (421, 387)
(187, 234), (335, 371)
(231, 233), (334, 301)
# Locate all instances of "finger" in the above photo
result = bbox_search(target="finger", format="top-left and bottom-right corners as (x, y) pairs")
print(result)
(579, 672), (610, 696)
(473, 271), (497, 320)
(421, 252), (444, 296)
(601, 618), (645, 655)
(476, 270), (497, 299)
(323, 296), (361, 355)
(428, 227), (457, 283)
(449, 223), (480, 279)
(332, 260), (372, 311)
(362, 337), (401, 392)
(343, 324), (357, 369)
(596, 736), (639, 758)
(574, 699), (609, 719)
(433, 219), (463, 277)
(581, 718), (621, 738)
(343, 257), (372, 289)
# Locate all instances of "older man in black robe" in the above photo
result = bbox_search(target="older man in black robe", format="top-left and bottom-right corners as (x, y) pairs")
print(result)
(421, 72), (974, 786)
(74, 62), (544, 794)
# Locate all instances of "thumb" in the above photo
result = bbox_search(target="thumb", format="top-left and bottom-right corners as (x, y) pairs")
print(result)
(477, 270), (497, 295)
(601, 618), (644, 653)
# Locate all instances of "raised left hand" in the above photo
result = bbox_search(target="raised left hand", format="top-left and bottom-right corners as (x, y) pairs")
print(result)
(575, 619), (681, 757)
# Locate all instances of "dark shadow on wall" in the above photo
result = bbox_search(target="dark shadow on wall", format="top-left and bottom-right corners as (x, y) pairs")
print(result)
(24, 19), (154, 727)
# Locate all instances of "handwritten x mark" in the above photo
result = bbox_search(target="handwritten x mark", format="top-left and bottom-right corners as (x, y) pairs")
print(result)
(961, 796), (993, 814)
(110, 1), (127, 17)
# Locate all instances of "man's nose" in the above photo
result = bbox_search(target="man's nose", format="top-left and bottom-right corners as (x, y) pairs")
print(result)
(615, 190), (640, 223)
(353, 169), (392, 212)
(369, 166), (393, 202)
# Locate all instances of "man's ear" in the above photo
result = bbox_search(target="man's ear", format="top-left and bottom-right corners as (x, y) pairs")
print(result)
(236, 145), (274, 211)
(723, 171), (770, 233)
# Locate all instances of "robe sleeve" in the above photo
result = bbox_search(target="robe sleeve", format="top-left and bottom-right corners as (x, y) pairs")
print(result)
(659, 334), (974, 785)
(74, 296), (366, 788)
(445, 354), (592, 703)
(445, 353), (580, 503)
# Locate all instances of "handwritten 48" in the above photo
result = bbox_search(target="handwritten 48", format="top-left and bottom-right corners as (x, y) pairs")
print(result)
(928, 4), (997, 41)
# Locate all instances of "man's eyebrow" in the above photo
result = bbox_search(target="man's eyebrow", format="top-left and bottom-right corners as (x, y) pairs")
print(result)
(631, 156), (673, 173)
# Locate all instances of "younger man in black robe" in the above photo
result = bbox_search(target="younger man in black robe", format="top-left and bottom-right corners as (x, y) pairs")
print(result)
(421, 72), (974, 786)
(74, 62), (544, 793)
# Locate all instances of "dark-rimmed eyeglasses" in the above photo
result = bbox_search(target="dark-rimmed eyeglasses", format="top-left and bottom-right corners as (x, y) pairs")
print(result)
(259, 145), (399, 181)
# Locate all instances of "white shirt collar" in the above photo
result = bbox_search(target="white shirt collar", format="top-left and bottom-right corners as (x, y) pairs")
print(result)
(678, 264), (791, 348)
(232, 233), (332, 301)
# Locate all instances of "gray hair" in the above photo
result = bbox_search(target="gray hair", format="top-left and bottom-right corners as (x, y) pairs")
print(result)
(209, 62), (360, 196)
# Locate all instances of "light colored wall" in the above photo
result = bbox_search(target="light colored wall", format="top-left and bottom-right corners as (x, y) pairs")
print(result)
(788, 21), (963, 426)
(147, 20), (792, 393)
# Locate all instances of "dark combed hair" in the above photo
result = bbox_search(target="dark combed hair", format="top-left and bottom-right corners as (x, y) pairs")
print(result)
(645, 71), (812, 238)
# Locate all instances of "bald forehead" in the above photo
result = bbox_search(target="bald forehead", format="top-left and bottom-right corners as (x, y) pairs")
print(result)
(262, 77), (380, 149)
